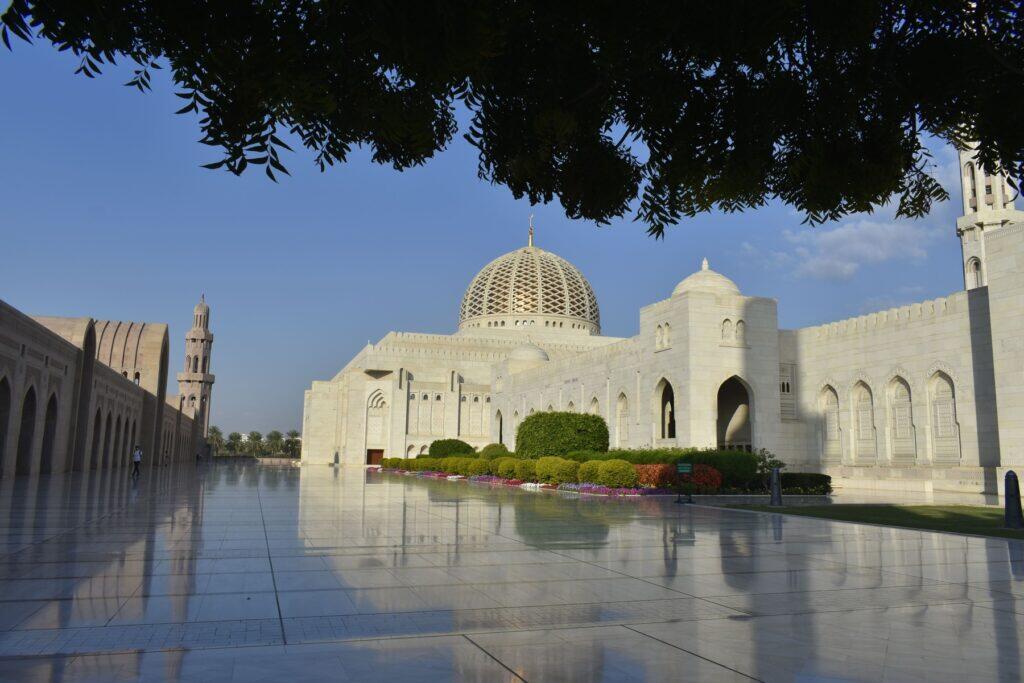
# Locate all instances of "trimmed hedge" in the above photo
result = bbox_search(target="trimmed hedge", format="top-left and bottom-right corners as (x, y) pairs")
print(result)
(467, 459), (491, 476)
(781, 472), (832, 494)
(536, 457), (580, 485)
(428, 439), (475, 457)
(597, 459), (638, 488)
(478, 443), (511, 460)
(577, 460), (601, 484)
(515, 412), (609, 458)
(558, 448), (757, 488)
(495, 457), (519, 479)
(514, 459), (537, 482)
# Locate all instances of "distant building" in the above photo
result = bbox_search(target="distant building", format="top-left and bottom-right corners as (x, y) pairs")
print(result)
(0, 296), (215, 475)
(303, 147), (1024, 495)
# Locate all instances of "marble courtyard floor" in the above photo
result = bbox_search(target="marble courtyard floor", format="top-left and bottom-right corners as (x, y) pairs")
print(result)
(0, 462), (1022, 682)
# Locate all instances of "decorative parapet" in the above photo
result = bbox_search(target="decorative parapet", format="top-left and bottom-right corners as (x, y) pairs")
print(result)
(801, 291), (967, 340)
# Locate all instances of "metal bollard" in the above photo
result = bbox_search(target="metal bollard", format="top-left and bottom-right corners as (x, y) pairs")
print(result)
(333, 452), (340, 467)
(1005, 471), (1023, 530)
(769, 467), (783, 507)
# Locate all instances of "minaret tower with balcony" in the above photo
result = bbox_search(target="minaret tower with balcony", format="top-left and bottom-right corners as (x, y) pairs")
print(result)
(956, 144), (1024, 290)
(177, 295), (215, 437)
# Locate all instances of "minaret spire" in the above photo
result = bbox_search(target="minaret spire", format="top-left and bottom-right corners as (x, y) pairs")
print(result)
(528, 214), (535, 247)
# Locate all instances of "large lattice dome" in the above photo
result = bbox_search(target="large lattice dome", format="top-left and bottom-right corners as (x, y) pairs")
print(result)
(459, 243), (600, 334)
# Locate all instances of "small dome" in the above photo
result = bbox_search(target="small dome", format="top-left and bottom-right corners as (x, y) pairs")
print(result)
(673, 258), (740, 297)
(194, 294), (209, 314)
(509, 343), (549, 362)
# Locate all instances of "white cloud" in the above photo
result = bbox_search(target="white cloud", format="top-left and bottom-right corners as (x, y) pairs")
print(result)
(780, 218), (944, 281)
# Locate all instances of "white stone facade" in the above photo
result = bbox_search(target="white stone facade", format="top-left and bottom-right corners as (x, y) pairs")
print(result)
(302, 149), (1024, 494)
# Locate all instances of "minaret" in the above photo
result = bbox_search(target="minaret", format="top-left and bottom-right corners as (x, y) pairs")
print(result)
(177, 295), (215, 437)
(956, 144), (1024, 290)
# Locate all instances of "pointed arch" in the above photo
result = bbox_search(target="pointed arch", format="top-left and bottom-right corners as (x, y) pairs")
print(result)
(0, 377), (10, 473)
(39, 393), (59, 473)
(721, 319), (733, 341)
(929, 371), (961, 464)
(615, 392), (629, 447)
(563, 402), (571, 413)
(852, 381), (877, 463)
(716, 375), (752, 451)
(90, 408), (102, 470)
(15, 386), (37, 475)
(653, 378), (675, 440)
(112, 415), (123, 473)
(887, 376), (916, 465)
(495, 410), (504, 444)
(819, 385), (841, 464)
(966, 257), (983, 288)
(589, 397), (600, 415)
(102, 412), (113, 470)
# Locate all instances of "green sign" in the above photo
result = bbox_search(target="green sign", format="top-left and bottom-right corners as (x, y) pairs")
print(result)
(676, 463), (692, 475)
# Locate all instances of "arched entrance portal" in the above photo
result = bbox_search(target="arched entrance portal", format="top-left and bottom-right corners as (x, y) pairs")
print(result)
(15, 387), (37, 475)
(0, 377), (10, 476)
(655, 379), (675, 440)
(40, 394), (59, 473)
(717, 376), (752, 451)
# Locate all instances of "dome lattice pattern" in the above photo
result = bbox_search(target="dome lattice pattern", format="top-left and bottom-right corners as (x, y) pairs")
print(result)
(459, 247), (600, 329)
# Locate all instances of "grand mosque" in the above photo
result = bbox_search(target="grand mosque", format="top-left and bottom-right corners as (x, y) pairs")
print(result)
(302, 147), (1024, 495)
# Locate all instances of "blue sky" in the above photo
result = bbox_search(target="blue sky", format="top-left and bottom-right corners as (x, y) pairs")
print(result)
(0, 43), (968, 434)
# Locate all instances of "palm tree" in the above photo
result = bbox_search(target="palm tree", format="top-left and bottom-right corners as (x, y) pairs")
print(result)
(247, 431), (263, 457)
(266, 430), (284, 455)
(227, 432), (242, 454)
(284, 430), (301, 457)
(207, 425), (224, 456)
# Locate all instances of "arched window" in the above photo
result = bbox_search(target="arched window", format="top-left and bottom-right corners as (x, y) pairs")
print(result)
(548, 404), (556, 412)
(663, 323), (671, 347)
(735, 320), (746, 344)
(192, 356), (199, 372)
(889, 378), (916, 464)
(929, 372), (961, 464)
(967, 258), (983, 288)
(133, 372), (140, 385)
(722, 319), (733, 341)
(496, 410), (503, 444)
(717, 376), (752, 451)
(184, 355), (191, 372)
(422, 394), (429, 400)
(655, 324), (663, 349)
(852, 382), (876, 462)
(589, 397), (600, 415)
(202, 357), (209, 372)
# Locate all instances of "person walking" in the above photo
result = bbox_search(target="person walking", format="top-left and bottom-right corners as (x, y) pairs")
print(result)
(131, 445), (142, 477)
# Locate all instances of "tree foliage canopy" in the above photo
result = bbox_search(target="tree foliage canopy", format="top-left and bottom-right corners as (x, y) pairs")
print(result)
(4, 2), (1024, 234)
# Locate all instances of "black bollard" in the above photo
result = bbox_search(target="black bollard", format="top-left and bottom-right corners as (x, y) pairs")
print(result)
(1005, 471), (1023, 530)
(333, 451), (340, 467)
(769, 467), (783, 507)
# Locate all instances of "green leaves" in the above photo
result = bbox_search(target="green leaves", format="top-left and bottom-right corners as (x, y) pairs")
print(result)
(4, 1), (1022, 234)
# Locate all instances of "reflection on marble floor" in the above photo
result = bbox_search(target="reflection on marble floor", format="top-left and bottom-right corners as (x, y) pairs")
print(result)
(0, 462), (1021, 681)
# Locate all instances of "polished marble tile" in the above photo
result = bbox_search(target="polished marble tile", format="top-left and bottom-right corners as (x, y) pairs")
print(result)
(1, 461), (1023, 681)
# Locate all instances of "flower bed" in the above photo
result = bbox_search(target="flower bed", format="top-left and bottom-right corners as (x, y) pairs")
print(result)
(379, 469), (710, 498)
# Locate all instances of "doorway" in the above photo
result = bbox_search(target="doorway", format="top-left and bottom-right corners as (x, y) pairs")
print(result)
(365, 449), (384, 465)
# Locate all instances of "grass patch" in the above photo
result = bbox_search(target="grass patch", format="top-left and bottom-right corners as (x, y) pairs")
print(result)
(735, 504), (1024, 540)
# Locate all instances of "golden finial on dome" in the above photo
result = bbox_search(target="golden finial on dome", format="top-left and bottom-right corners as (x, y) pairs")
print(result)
(701, 257), (709, 271)
(528, 214), (535, 247)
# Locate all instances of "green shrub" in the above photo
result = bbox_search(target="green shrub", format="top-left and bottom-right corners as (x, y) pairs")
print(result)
(564, 450), (607, 462)
(478, 443), (510, 460)
(429, 439), (475, 457)
(514, 459), (537, 482)
(597, 459), (638, 488)
(496, 457), (519, 479)
(410, 457), (440, 472)
(781, 472), (832, 494)
(515, 412), (609, 458)
(467, 459), (490, 476)
(535, 457), (580, 484)
(577, 460), (601, 483)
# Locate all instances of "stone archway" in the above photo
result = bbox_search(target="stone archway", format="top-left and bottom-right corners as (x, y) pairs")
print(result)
(15, 386), (37, 475)
(716, 376), (752, 451)
(0, 377), (10, 475)
(39, 394), (59, 473)
(654, 378), (675, 440)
